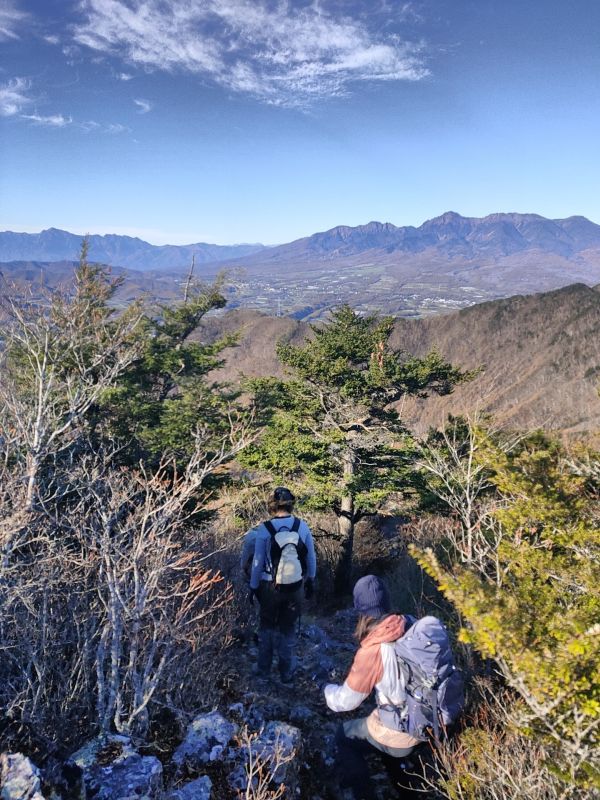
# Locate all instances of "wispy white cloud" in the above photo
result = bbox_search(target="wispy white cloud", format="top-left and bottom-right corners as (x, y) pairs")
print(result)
(21, 112), (73, 127)
(62, 43), (84, 65)
(81, 119), (101, 132)
(0, 76), (31, 116)
(0, 0), (27, 41)
(74, 0), (429, 107)
(0, 77), (70, 127)
(81, 119), (131, 134)
(133, 97), (152, 113)
(118, 71), (133, 81)
(106, 122), (130, 134)
(43, 34), (61, 45)
(0, 77), (128, 134)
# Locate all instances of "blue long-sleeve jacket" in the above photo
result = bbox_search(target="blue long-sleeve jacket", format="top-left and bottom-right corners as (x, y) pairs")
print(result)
(240, 527), (270, 582)
(249, 515), (317, 590)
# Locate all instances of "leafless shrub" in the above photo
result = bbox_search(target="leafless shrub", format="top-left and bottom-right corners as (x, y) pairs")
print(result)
(236, 727), (296, 800)
(0, 254), (261, 752)
(417, 417), (523, 585)
(562, 450), (600, 527)
(564, 451), (600, 485)
(0, 419), (255, 744)
(0, 276), (143, 513)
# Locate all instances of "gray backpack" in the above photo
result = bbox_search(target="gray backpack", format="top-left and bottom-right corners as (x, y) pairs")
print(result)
(390, 616), (464, 741)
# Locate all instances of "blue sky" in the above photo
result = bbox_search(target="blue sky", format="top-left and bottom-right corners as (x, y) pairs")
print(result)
(1, 0), (600, 245)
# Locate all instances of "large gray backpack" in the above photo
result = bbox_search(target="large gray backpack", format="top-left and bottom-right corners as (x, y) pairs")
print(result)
(390, 616), (464, 741)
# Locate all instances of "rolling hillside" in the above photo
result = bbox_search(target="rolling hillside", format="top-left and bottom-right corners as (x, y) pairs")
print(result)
(4, 213), (600, 318)
(195, 283), (600, 433)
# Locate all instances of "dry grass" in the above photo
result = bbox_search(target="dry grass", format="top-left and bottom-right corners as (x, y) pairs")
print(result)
(431, 681), (598, 800)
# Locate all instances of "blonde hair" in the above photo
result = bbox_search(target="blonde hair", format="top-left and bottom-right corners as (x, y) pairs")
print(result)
(354, 612), (398, 642)
(354, 613), (380, 642)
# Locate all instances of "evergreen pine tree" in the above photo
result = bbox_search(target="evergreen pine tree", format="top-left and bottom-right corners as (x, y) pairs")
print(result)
(243, 305), (470, 591)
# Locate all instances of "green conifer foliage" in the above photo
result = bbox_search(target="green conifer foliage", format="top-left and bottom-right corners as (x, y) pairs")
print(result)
(100, 276), (242, 465)
(243, 305), (469, 591)
(415, 428), (600, 788)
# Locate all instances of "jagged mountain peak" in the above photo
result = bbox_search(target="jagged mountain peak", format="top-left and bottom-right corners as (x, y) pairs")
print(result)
(421, 210), (467, 225)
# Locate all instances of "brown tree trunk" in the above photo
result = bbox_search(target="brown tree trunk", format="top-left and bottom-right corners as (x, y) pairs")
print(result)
(334, 449), (356, 596)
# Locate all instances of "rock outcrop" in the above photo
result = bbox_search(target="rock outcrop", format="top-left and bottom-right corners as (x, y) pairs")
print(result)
(0, 613), (363, 799)
(166, 775), (212, 800)
(69, 735), (163, 800)
(0, 753), (45, 800)
(173, 711), (237, 771)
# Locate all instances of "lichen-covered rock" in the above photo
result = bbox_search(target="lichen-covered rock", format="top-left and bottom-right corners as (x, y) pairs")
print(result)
(316, 732), (337, 769)
(240, 695), (290, 728)
(172, 711), (238, 770)
(255, 721), (301, 784)
(68, 735), (162, 799)
(166, 775), (212, 800)
(229, 721), (302, 796)
(0, 753), (45, 800)
(69, 734), (135, 773)
(85, 754), (162, 800)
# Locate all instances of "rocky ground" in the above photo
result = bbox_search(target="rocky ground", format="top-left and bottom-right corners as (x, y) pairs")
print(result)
(0, 609), (437, 800)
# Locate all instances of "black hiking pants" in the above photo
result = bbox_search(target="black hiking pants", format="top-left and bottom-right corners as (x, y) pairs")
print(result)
(335, 719), (420, 800)
(256, 580), (302, 680)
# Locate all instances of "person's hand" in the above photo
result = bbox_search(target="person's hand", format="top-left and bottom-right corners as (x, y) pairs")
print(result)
(304, 577), (314, 600)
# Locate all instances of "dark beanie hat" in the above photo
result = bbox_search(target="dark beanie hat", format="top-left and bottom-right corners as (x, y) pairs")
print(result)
(273, 487), (295, 504)
(353, 575), (391, 619)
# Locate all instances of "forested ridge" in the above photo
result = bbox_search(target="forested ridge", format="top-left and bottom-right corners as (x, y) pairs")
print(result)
(0, 249), (598, 800)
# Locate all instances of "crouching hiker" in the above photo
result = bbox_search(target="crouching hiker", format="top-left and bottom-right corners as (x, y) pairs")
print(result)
(322, 575), (463, 800)
(248, 487), (316, 683)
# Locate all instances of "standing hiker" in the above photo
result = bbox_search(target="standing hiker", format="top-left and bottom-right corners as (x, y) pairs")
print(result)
(322, 575), (463, 800)
(248, 487), (317, 683)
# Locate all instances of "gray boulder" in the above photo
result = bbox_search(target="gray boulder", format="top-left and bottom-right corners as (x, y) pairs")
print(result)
(255, 722), (301, 784)
(0, 753), (45, 800)
(86, 755), (162, 800)
(69, 735), (162, 799)
(166, 775), (212, 800)
(302, 624), (328, 645)
(69, 734), (135, 773)
(229, 721), (301, 796)
(173, 711), (238, 770)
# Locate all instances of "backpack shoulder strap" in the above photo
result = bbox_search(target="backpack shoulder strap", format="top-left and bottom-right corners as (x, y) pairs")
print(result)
(263, 520), (277, 537)
(291, 517), (301, 532)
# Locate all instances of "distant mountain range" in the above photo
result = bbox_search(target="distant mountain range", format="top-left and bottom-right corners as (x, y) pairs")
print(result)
(3, 212), (600, 271)
(227, 211), (600, 267)
(196, 282), (600, 434)
(0, 228), (264, 270)
(3, 213), (600, 318)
